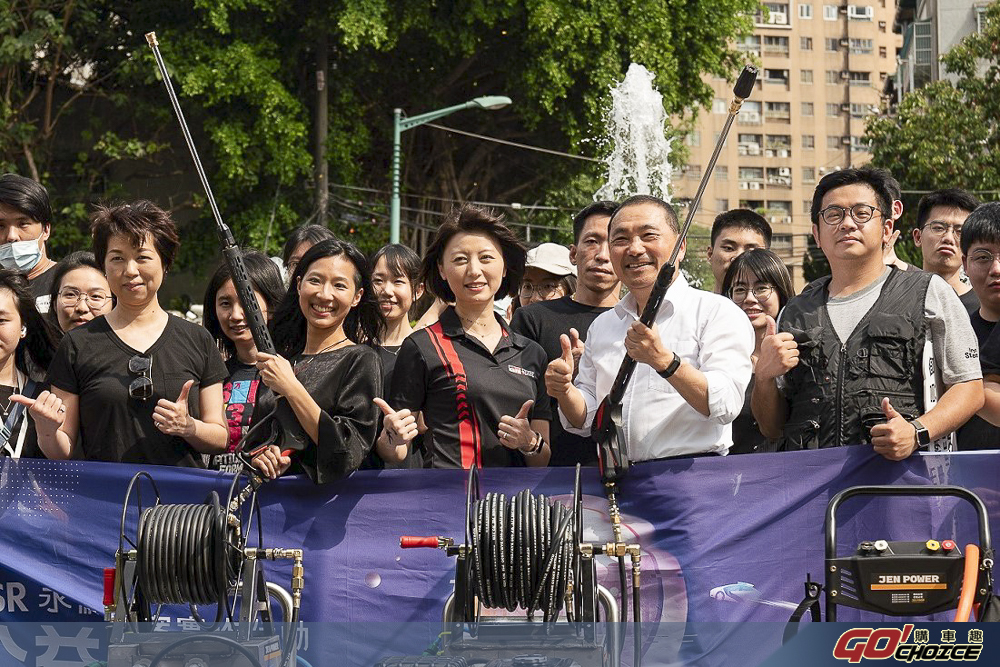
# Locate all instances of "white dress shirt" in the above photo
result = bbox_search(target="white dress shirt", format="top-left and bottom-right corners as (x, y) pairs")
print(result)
(560, 275), (754, 460)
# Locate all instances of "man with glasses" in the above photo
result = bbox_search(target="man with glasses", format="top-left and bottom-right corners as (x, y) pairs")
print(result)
(752, 167), (983, 459)
(511, 202), (620, 465)
(956, 202), (1000, 449)
(912, 188), (981, 313)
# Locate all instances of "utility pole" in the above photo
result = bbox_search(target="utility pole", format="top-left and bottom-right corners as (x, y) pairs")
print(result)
(314, 33), (329, 223)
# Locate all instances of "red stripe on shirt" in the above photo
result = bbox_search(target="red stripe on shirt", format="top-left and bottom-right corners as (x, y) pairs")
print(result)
(427, 323), (482, 468)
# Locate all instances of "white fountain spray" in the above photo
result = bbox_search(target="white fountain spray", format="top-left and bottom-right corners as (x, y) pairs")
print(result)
(595, 63), (674, 202)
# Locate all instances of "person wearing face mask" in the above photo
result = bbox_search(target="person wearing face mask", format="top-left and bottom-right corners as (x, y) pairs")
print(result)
(202, 251), (285, 472)
(0, 175), (59, 314)
(720, 249), (794, 454)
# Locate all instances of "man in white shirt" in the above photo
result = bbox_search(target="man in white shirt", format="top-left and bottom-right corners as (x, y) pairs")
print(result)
(545, 195), (754, 460)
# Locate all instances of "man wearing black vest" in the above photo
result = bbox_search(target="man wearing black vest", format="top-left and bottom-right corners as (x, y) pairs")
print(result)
(752, 167), (983, 460)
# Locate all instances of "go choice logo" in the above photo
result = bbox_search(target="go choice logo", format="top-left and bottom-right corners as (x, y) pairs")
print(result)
(832, 624), (984, 663)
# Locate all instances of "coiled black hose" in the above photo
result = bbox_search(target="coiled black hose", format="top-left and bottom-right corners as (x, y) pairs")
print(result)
(136, 492), (238, 611)
(470, 491), (574, 621)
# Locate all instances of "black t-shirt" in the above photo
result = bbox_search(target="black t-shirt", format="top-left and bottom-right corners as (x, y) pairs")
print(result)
(245, 344), (381, 483)
(28, 264), (57, 315)
(957, 310), (1000, 451)
(46, 315), (228, 466)
(729, 376), (781, 454)
(390, 307), (552, 468)
(509, 296), (612, 466)
(207, 359), (262, 473)
(960, 288), (980, 315)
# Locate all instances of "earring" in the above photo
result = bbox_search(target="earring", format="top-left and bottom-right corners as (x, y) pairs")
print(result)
(20, 326), (26, 338)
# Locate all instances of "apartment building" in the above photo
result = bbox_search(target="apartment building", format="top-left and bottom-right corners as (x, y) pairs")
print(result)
(674, 1), (901, 289)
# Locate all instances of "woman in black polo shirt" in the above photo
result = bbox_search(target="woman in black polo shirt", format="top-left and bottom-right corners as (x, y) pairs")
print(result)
(379, 205), (552, 468)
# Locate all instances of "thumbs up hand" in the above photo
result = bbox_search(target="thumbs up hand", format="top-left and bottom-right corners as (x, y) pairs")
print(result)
(498, 399), (536, 452)
(756, 316), (800, 381)
(153, 380), (196, 437)
(374, 398), (418, 447)
(545, 334), (576, 398)
(870, 397), (919, 461)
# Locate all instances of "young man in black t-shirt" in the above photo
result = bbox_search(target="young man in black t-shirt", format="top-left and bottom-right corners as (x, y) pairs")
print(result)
(0, 175), (59, 314)
(510, 201), (620, 465)
(960, 202), (1000, 449)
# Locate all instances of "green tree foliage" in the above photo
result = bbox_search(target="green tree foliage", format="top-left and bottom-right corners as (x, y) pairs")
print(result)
(1, 0), (758, 268)
(866, 2), (1000, 262)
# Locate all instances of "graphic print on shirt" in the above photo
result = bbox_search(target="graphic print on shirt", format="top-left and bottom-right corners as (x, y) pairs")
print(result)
(209, 370), (261, 473)
(427, 322), (483, 468)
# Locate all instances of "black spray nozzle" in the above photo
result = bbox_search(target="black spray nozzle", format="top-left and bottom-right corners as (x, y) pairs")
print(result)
(733, 65), (758, 99)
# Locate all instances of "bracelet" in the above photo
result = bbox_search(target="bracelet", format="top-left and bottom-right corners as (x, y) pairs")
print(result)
(523, 431), (545, 456)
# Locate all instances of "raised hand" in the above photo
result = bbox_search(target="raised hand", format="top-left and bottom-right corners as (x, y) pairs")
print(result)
(498, 399), (535, 451)
(756, 316), (799, 381)
(545, 335), (575, 398)
(153, 380), (195, 437)
(10, 390), (66, 436)
(374, 398), (418, 447)
(870, 397), (917, 461)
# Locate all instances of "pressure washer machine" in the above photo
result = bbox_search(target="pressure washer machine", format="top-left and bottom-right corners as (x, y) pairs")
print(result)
(786, 484), (998, 635)
(379, 465), (641, 667)
(105, 470), (303, 667)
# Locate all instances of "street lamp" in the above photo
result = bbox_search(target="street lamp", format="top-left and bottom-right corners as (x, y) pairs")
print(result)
(390, 95), (512, 243)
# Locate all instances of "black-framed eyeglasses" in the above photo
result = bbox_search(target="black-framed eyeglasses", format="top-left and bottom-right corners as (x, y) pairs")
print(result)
(817, 203), (885, 226)
(730, 283), (775, 303)
(128, 354), (153, 400)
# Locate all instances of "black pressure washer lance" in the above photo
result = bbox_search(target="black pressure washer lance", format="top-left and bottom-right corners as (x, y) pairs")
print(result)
(98, 33), (308, 667)
(588, 63), (759, 628)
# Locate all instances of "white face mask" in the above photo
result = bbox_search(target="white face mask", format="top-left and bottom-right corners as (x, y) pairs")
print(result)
(0, 239), (42, 272)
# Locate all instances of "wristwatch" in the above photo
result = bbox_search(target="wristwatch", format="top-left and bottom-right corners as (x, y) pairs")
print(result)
(911, 419), (931, 449)
(658, 352), (682, 380)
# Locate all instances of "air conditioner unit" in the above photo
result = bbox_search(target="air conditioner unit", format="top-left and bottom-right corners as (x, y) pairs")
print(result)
(749, 182), (761, 190)
(783, 216), (792, 224)
(738, 146), (748, 155)
(770, 216), (780, 224)
(839, 6), (849, 13)
(840, 103), (851, 111)
(779, 167), (791, 176)
(739, 182), (750, 189)
(840, 71), (850, 79)
(839, 39), (850, 46)
(748, 144), (761, 154)
(778, 149), (789, 158)
(841, 136), (852, 144)
(765, 149), (775, 157)
(767, 12), (788, 24)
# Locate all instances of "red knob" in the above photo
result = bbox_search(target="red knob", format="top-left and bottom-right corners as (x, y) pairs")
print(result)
(400, 536), (441, 549)
(103, 568), (116, 607)
(942, 540), (956, 552)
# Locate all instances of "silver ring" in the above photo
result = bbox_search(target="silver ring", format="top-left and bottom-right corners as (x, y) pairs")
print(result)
(57, 406), (66, 413)
(501, 432), (507, 440)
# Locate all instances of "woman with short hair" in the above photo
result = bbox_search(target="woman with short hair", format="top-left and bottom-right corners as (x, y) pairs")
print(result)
(46, 251), (113, 336)
(30, 200), (229, 465)
(380, 205), (551, 468)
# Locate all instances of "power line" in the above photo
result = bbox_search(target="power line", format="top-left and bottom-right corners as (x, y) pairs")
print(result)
(423, 123), (603, 163)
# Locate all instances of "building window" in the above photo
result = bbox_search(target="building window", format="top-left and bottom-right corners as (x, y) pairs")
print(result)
(803, 200), (812, 214)
(823, 4), (838, 20)
(827, 135), (842, 149)
(765, 101), (792, 120)
(687, 165), (702, 179)
(761, 2), (790, 25)
(686, 131), (701, 147)
(826, 102), (841, 117)
(712, 98), (727, 114)
(849, 103), (872, 118)
(800, 36), (813, 50)
(826, 70), (840, 84)
(738, 35), (762, 55)
(849, 38), (874, 54)
(977, 5), (989, 33)
(850, 137), (872, 153)
(772, 233), (793, 249)
(740, 167), (765, 182)
(879, 45), (887, 58)
(802, 134), (815, 149)
(763, 36), (790, 56)
(801, 101), (814, 115)
(802, 168), (816, 183)
(716, 199), (730, 212)
(801, 69), (813, 83)
(849, 71), (870, 86)
(738, 100), (762, 124)
(799, 3), (813, 19)
(847, 5), (873, 21)
(764, 68), (790, 85)
(825, 38), (840, 52)
(717, 166), (728, 181)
